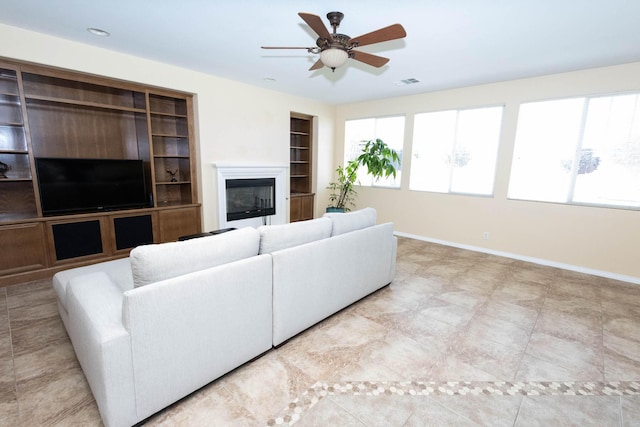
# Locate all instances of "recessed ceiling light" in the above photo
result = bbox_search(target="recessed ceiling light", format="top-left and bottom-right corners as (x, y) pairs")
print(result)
(87, 27), (110, 37)
(393, 78), (420, 86)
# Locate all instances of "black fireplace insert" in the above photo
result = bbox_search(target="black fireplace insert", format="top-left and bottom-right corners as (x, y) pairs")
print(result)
(225, 178), (276, 221)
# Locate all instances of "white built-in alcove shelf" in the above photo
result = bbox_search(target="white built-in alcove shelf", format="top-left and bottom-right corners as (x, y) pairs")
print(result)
(213, 163), (288, 229)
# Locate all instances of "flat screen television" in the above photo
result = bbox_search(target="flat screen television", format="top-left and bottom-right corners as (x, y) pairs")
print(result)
(35, 157), (150, 216)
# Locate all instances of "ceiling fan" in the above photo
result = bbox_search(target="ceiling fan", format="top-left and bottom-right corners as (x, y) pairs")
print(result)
(261, 11), (407, 72)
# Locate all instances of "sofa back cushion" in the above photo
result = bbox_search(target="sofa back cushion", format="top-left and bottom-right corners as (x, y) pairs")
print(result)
(323, 207), (377, 236)
(257, 217), (332, 254)
(130, 227), (260, 288)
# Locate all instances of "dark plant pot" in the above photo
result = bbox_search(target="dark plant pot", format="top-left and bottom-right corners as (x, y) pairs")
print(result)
(326, 207), (345, 213)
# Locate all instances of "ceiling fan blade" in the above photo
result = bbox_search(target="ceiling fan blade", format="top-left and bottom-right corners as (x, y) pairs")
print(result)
(350, 24), (406, 47)
(309, 59), (324, 71)
(261, 46), (315, 50)
(298, 12), (332, 39)
(351, 50), (390, 68)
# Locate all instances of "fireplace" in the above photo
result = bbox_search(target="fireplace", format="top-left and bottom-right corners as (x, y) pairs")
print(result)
(225, 178), (275, 221)
(214, 163), (287, 229)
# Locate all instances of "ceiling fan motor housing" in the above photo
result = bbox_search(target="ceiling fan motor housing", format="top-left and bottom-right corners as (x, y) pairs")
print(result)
(316, 33), (352, 51)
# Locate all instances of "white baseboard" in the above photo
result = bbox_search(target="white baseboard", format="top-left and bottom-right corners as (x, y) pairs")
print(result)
(394, 231), (640, 286)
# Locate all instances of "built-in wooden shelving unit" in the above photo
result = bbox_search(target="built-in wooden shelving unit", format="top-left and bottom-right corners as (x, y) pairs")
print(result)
(289, 112), (314, 222)
(0, 59), (201, 287)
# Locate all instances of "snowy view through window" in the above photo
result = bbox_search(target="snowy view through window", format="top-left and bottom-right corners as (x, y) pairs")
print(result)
(410, 106), (503, 195)
(509, 93), (640, 209)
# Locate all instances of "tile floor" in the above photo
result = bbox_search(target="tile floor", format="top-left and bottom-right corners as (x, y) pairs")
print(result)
(1, 237), (640, 426)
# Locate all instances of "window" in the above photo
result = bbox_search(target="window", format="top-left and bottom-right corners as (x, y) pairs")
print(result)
(410, 106), (503, 195)
(344, 116), (404, 187)
(508, 93), (640, 208)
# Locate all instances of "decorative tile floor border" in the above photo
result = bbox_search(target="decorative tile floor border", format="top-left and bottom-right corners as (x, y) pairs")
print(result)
(266, 380), (640, 426)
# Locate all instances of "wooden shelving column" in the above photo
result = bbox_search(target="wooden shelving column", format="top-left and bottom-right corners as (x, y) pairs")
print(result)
(0, 66), (38, 219)
(148, 93), (196, 207)
(289, 113), (314, 222)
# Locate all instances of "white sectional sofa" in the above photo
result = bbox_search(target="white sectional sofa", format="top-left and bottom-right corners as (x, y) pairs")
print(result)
(258, 209), (397, 345)
(52, 208), (396, 427)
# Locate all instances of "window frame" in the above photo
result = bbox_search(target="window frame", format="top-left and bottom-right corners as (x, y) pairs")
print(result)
(507, 90), (640, 211)
(343, 114), (405, 189)
(409, 104), (505, 197)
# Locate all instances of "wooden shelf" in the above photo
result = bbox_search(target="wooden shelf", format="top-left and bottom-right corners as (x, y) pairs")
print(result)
(156, 181), (191, 185)
(25, 94), (147, 113)
(0, 88), (20, 96)
(152, 134), (188, 138)
(21, 72), (147, 110)
(148, 94), (188, 116)
(0, 177), (32, 182)
(154, 155), (190, 159)
(0, 70), (19, 97)
(0, 211), (38, 222)
(150, 111), (188, 119)
(151, 133), (189, 138)
(0, 149), (28, 154)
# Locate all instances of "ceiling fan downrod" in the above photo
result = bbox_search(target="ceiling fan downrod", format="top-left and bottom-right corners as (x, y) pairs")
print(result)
(326, 11), (344, 34)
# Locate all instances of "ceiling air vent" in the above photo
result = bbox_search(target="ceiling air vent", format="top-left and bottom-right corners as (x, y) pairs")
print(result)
(393, 78), (420, 86)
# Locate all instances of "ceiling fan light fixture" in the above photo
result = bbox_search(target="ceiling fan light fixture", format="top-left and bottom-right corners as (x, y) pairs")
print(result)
(320, 47), (348, 70)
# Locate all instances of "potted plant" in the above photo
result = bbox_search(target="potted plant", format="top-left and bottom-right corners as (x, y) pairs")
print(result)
(327, 161), (359, 212)
(327, 138), (400, 212)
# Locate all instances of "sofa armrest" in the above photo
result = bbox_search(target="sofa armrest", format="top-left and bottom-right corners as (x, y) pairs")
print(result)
(121, 254), (273, 420)
(53, 257), (133, 315)
(66, 272), (137, 427)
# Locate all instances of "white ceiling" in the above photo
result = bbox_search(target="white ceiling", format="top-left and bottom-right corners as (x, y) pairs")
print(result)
(2, 0), (640, 105)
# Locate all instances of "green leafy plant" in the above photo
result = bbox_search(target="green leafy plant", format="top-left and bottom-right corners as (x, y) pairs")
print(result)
(327, 138), (400, 211)
(327, 162), (359, 211)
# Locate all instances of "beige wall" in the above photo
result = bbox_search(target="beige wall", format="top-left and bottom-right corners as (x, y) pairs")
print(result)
(3, 23), (638, 281)
(336, 62), (640, 281)
(0, 24), (335, 230)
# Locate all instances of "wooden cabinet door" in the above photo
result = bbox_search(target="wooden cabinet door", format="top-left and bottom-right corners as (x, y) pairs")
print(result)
(157, 207), (201, 242)
(0, 222), (48, 275)
(290, 194), (314, 222)
(299, 194), (314, 221)
(290, 196), (302, 222)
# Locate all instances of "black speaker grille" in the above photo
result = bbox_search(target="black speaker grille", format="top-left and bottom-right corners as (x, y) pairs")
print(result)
(114, 215), (154, 250)
(53, 220), (103, 260)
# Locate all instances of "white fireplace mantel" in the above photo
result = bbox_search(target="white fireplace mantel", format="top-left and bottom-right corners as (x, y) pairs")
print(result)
(213, 163), (288, 229)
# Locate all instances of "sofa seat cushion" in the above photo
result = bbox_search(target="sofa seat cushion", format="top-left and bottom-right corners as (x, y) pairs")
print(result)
(323, 207), (377, 236)
(257, 217), (332, 254)
(130, 227), (260, 288)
